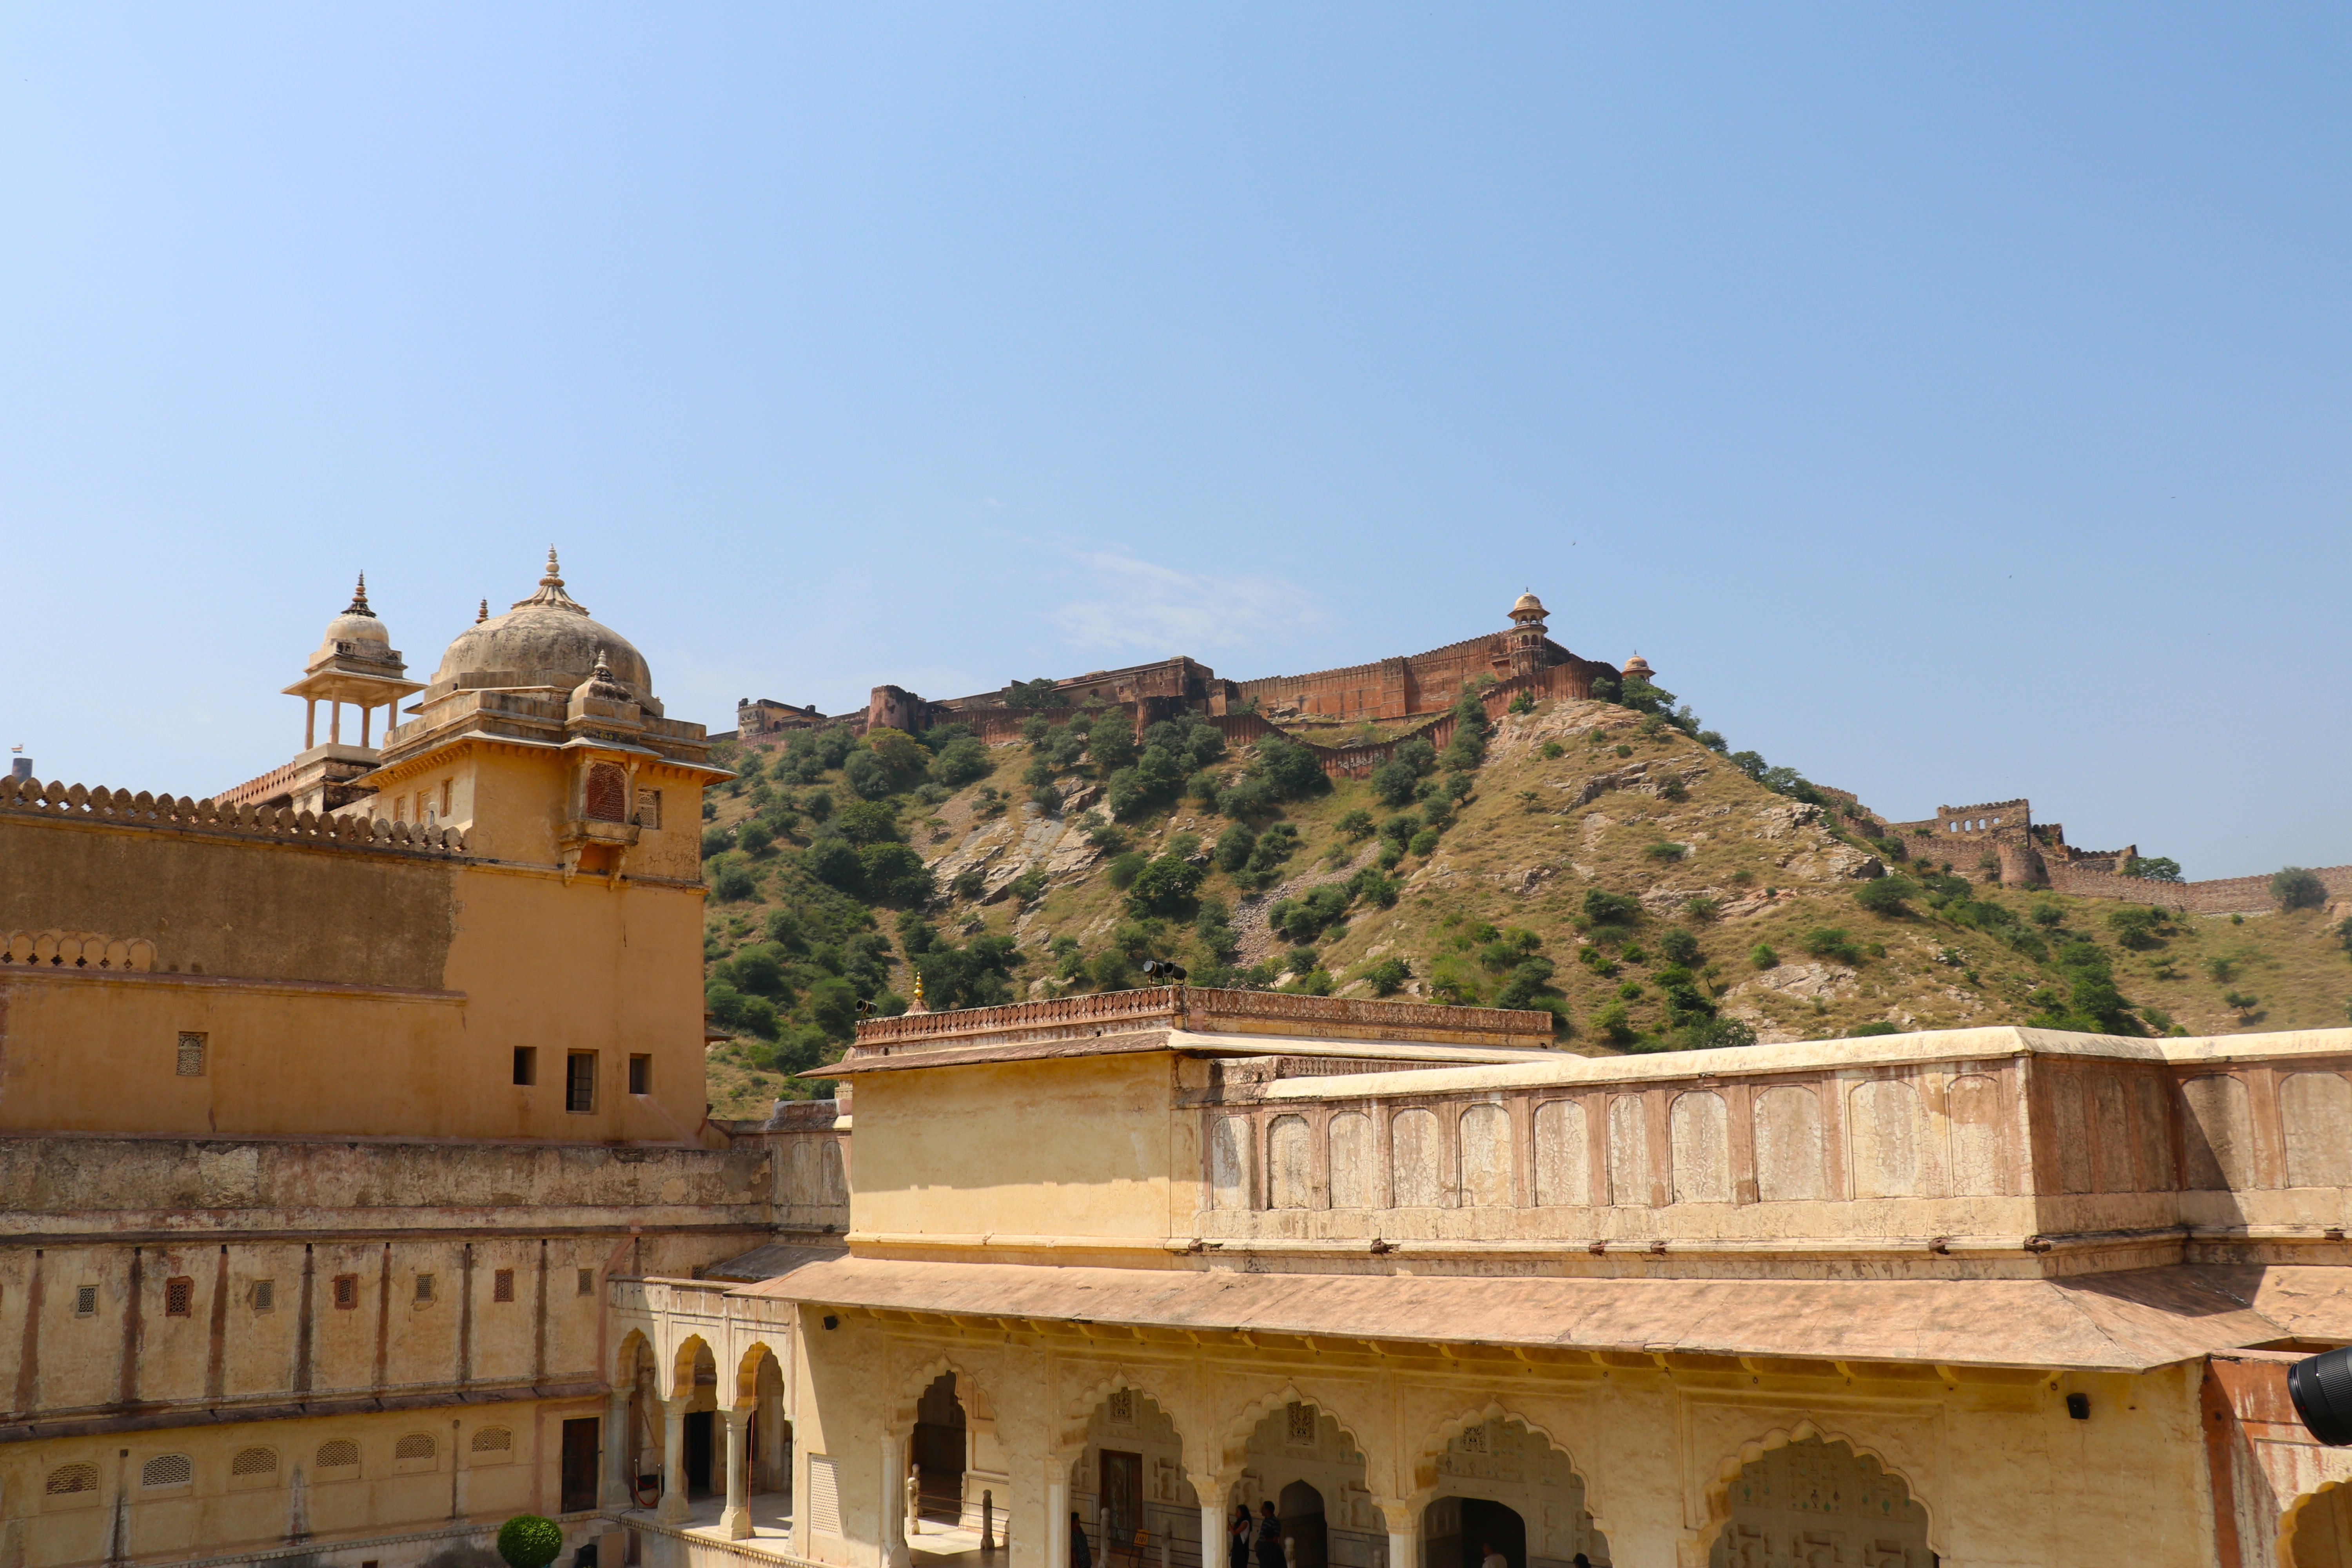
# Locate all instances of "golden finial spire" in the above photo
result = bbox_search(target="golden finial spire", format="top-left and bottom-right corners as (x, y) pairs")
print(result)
(909, 969), (928, 1013)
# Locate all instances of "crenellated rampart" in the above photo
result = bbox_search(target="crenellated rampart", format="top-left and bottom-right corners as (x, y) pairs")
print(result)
(0, 775), (470, 856)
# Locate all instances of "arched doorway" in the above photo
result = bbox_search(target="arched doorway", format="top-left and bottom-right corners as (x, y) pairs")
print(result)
(740, 1344), (792, 1504)
(2288, 1481), (2352, 1567)
(1419, 1416), (1604, 1568)
(1069, 1389), (1198, 1568)
(1708, 1436), (1927, 1568)
(1279, 1481), (1328, 1568)
(1231, 1402), (1379, 1568)
(619, 1334), (662, 1510)
(915, 1372), (969, 1526)
(1421, 1499), (1523, 1568)
(683, 1341), (720, 1499)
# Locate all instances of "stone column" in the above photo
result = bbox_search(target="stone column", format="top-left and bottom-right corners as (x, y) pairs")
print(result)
(722, 1407), (753, 1539)
(884, 1433), (911, 1568)
(1200, 1503), (1228, 1568)
(1381, 1502), (1419, 1568)
(329, 702), (341, 746)
(604, 1390), (632, 1511)
(659, 1395), (692, 1524)
(1047, 1463), (1072, 1568)
(304, 699), (316, 750)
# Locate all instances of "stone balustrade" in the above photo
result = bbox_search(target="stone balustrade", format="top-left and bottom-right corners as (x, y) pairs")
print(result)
(851, 984), (1556, 1051)
(0, 929), (157, 971)
(0, 775), (470, 855)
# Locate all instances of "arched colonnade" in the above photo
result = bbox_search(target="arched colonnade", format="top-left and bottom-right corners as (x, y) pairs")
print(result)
(614, 1325), (792, 1542)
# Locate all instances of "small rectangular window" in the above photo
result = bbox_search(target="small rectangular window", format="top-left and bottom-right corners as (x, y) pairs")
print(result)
(440, 779), (454, 816)
(164, 1277), (194, 1318)
(492, 1269), (515, 1303)
(513, 1047), (537, 1087)
(576, 1267), (595, 1297)
(637, 789), (663, 829)
(332, 1274), (359, 1310)
(176, 1032), (207, 1077)
(628, 1054), (651, 1095)
(566, 1052), (596, 1114)
(252, 1279), (275, 1313)
(74, 1285), (98, 1317)
(414, 1273), (435, 1303)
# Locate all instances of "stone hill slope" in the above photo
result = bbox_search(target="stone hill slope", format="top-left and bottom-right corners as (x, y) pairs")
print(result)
(695, 699), (2352, 1116)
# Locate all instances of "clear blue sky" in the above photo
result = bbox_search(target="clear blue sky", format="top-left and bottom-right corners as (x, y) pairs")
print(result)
(4, 6), (2344, 878)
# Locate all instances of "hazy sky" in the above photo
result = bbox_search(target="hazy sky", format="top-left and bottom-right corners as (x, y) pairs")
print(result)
(4, 6), (2344, 878)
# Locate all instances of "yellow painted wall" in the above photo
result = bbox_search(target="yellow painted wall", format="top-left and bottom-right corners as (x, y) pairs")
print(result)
(849, 1054), (1184, 1247)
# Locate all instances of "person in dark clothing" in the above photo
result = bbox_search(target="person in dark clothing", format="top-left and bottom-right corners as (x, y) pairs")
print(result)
(1229, 1505), (1254, 1568)
(1254, 1502), (1286, 1568)
(1071, 1512), (1093, 1568)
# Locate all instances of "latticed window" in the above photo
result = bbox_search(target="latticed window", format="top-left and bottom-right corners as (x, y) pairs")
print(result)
(493, 1268), (515, 1303)
(230, 1446), (278, 1478)
(470, 1427), (513, 1454)
(333, 1274), (360, 1309)
(46, 1463), (98, 1497)
(586, 764), (628, 822)
(176, 1032), (207, 1076)
(252, 1279), (275, 1312)
(164, 1277), (194, 1317)
(576, 1267), (595, 1297)
(415, 1273), (435, 1303)
(1286, 1402), (1315, 1444)
(74, 1285), (97, 1316)
(394, 1433), (436, 1461)
(316, 1441), (359, 1469)
(141, 1454), (192, 1488)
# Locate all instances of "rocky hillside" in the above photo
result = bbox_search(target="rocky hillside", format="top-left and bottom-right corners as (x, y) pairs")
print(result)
(694, 697), (2352, 1117)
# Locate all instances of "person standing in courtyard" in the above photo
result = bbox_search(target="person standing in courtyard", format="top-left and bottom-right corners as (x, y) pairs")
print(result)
(1229, 1505), (1254, 1568)
(1255, 1502), (1285, 1568)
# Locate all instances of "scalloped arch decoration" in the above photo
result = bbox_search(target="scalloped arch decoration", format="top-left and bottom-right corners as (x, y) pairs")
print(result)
(1697, 1423), (1938, 1561)
(1058, 1367), (1193, 1459)
(615, 1328), (654, 1385)
(1216, 1381), (1380, 1484)
(892, 1350), (998, 1428)
(2280, 1477), (2352, 1568)
(1408, 1401), (1599, 1516)
(734, 1339), (788, 1402)
(670, 1333), (715, 1400)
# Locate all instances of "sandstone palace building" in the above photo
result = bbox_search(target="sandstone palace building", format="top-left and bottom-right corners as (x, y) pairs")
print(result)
(11, 570), (2352, 1568)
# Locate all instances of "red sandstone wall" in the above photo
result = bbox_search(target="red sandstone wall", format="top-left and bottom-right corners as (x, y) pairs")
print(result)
(2042, 862), (2352, 915)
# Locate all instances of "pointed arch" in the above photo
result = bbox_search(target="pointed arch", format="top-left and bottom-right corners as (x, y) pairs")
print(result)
(615, 1328), (654, 1386)
(670, 1334), (715, 1400)
(890, 1350), (998, 1430)
(1216, 1381), (1378, 1480)
(1058, 1367), (1193, 1461)
(1406, 1400), (1606, 1528)
(735, 1339), (787, 1405)
(1697, 1422), (1938, 1563)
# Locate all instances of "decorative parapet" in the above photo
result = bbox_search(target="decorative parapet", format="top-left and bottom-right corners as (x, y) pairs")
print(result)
(0, 776), (470, 857)
(851, 985), (1555, 1053)
(0, 929), (156, 971)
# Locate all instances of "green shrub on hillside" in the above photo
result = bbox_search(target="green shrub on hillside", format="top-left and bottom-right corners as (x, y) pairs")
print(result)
(1128, 855), (1206, 918)
(2274, 867), (2328, 911)
(1583, 889), (1641, 927)
(1106, 851), (1147, 889)
(2122, 855), (2184, 883)
(1803, 927), (1861, 964)
(1853, 876), (1917, 916)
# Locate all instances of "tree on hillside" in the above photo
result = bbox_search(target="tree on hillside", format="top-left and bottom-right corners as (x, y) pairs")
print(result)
(1004, 677), (1061, 711)
(2274, 867), (2328, 911)
(2122, 855), (2184, 884)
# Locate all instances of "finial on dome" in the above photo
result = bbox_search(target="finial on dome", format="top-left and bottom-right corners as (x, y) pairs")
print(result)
(510, 546), (590, 615)
(347, 572), (372, 615)
(477, 598), (488, 623)
(909, 969), (928, 1013)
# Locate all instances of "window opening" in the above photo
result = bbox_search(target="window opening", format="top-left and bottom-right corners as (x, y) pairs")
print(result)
(513, 1047), (537, 1087)
(586, 764), (629, 823)
(577, 1267), (595, 1296)
(230, 1446), (279, 1478)
(164, 1277), (194, 1317)
(493, 1268), (515, 1303)
(141, 1455), (192, 1488)
(415, 1274), (435, 1303)
(74, 1285), (97, 1316)
(566, 1052), (596, 1113)
(628, 1054), (651, 1095)
(332, 1274), (360, 1310)
(176, 1032), (207, 1076)
(252, 1279), (276, 1313)
(317, 1440), (359, 1469)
